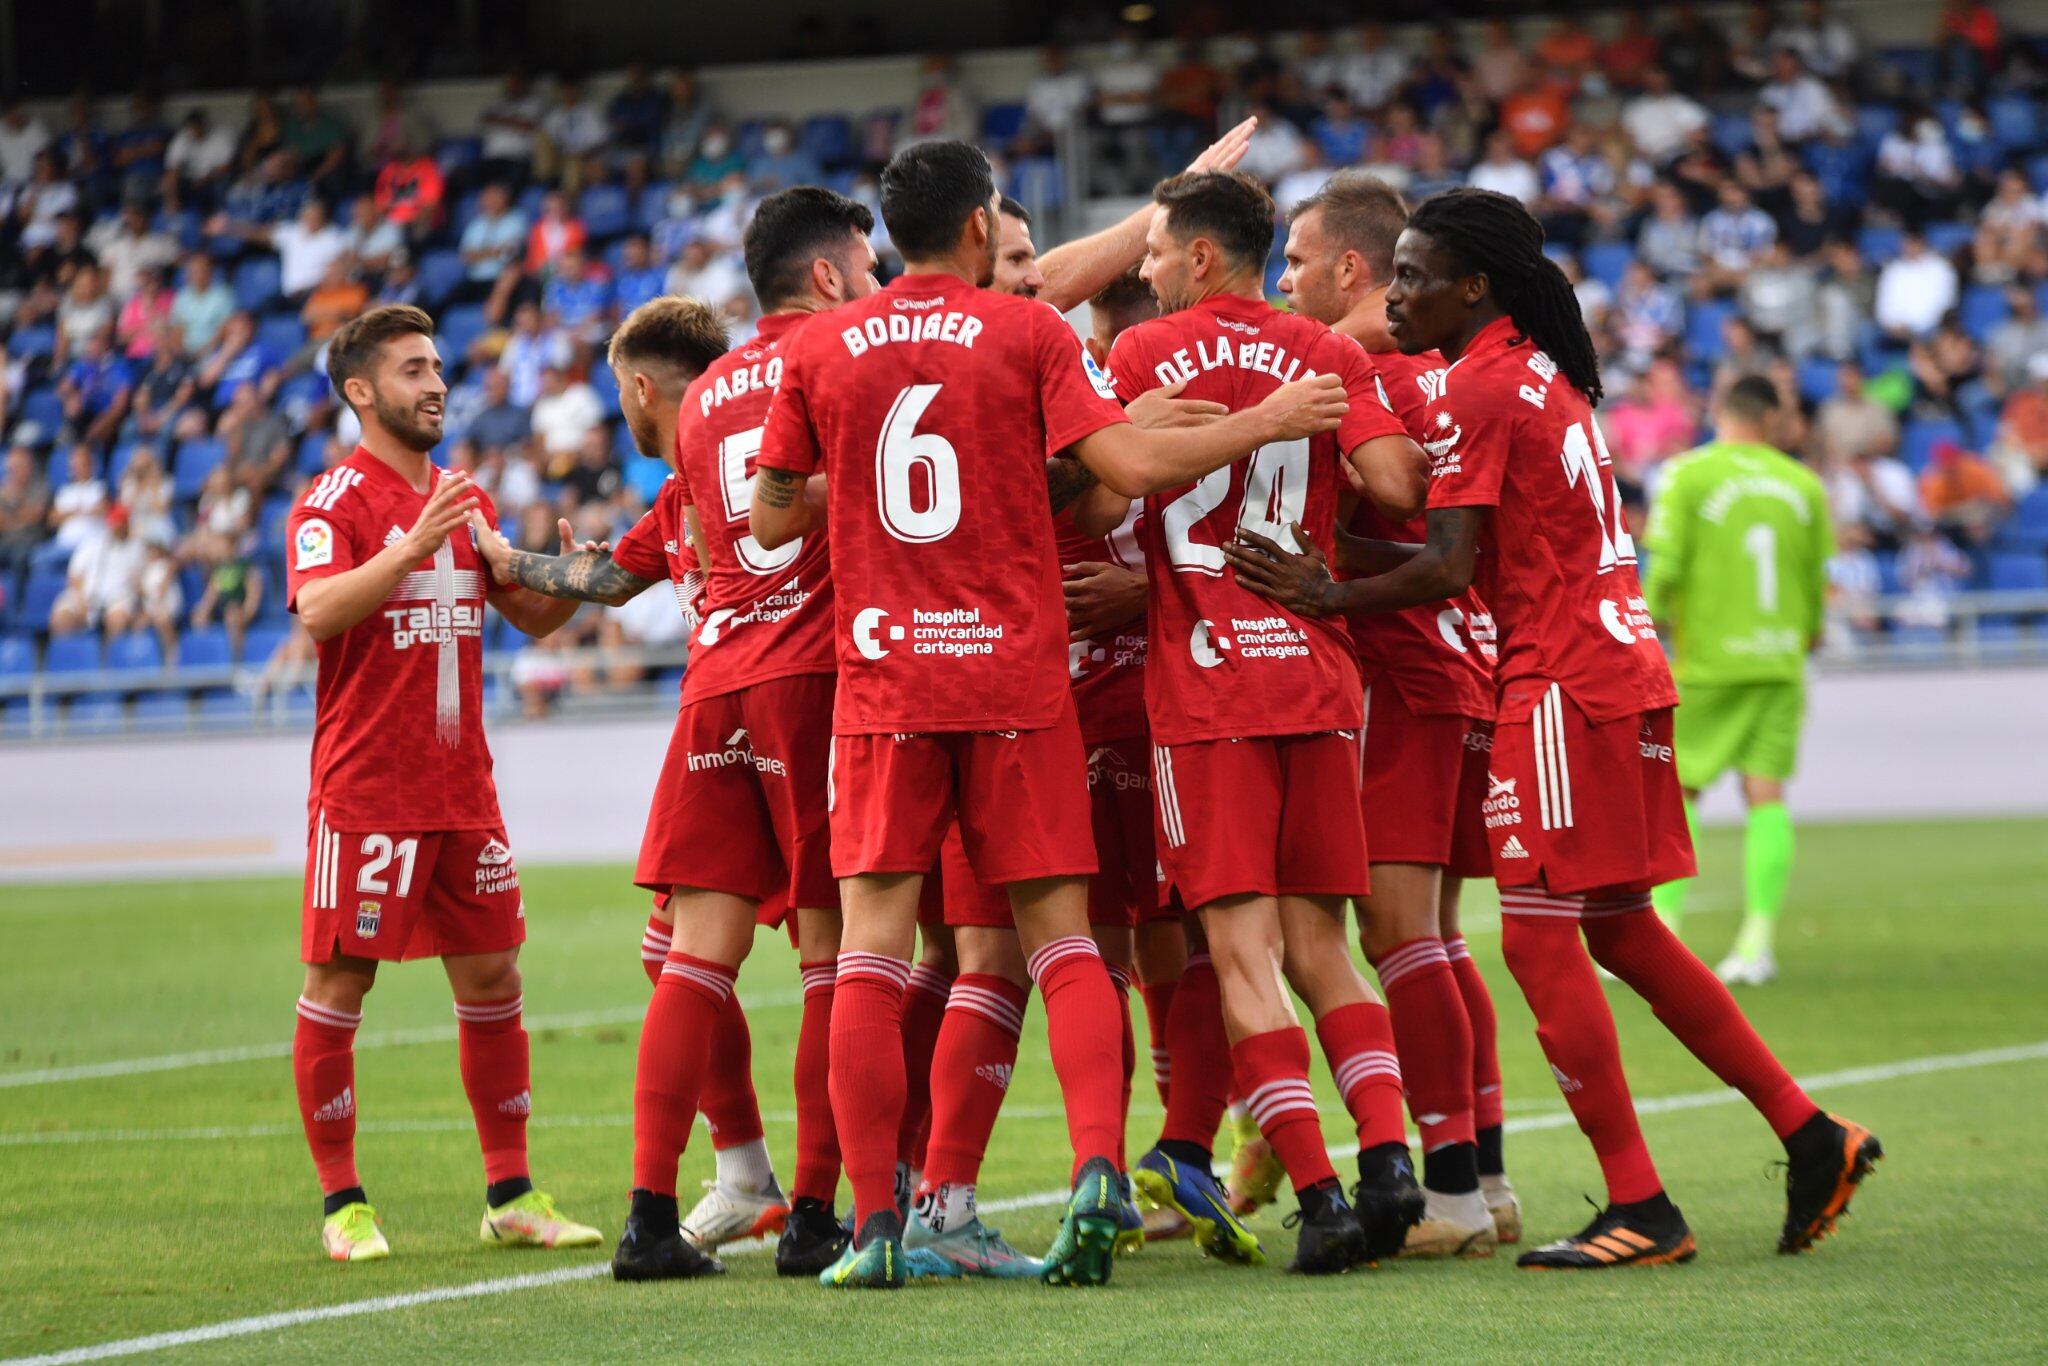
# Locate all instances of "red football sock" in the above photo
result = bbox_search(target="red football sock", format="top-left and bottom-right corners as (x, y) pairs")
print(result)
(1234, 1027), (1338, 1193)
(1313, 1000), (1409, 1151)
(699, 990), (764, 1151)
(454, 994), (531, 1186)
(1159, 952), (1231, 1152)
(1498, 892), (1662, 1204)
(294, 996), (361, 1194)
(1027, 936), (1126, 1179)
(791, 960), (840, 1204)
(1371, 937), (1475, 1151)
(829, 952), (912, 1229)
(1106, 962), (1135, 1168)
(631, 955), (736, 1195)
(919, 973), (1027, 1190)
(1139, 979), (1175, 1106)
(640, 913), (671, 987)
(896, 961), (953, 1167)
(1444, 936), (1504, 1131)
(1583, 895), (1820, 1139)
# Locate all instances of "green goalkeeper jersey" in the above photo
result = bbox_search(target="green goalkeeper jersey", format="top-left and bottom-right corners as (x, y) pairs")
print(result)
(1642, 439), (1835, 686)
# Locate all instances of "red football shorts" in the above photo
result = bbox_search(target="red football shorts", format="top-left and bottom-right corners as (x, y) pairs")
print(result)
(830, 708), (1096, 885)
(1086, 736), (1167, 926)
(637, 671), (839, 914)
(1483, 682), (1696, 897)
(1151, 731), (1371, 910)
(302, 816), (525, 964)
(914, 822), (1015, 928)
(1359, 681), (1492, 878)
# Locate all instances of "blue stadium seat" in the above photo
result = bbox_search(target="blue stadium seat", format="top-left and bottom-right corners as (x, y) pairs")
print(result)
(588, 361), (620, 409)
(1855, 104), (1901, 148)
(1986, 551), (2048, 592)
(1874, 550), (1903, 596)
(107, 441), (151, 486)
(2002, 486), (2048, 548)
(0, 635), (35, 676)
(634, 182), (675, 231)
(1959, 285), (2011, 341)
(63, 694), (126, 734)
(437, 136), (483, 175)
(417, 248), (465, 306)
(436, 303), (489, 363)
(106, 630), (163, 674)
(1988, 94), (2041, 153)
(1924, 221), (1975, 257)
(1581, 241), (1635, 290)
(981, 103), (1028, 145)
(1683, 299), (1736, 361)
(176, 625), (232, 669)
(19, 386), (64, 432)
(44, 633), (101, 674)
(17, 569), (66, 632)
(173, 439), (228, 500)
(735, 119), (768, 160)
(580, 185), (632, 242)
(1856, 225), (1904, 265)
(800, 115), (854, 168)
(1900, 418), (1964, 470)
(7, 324), (55, 360)
(1796, 357), (1840, 405)
(1877, 46), (1940, 92)
(1710, 111), (1753, 157)
(257, 312), (304, 357)
(297, 431), (330, 474)
(233, 256), (282, 312)
(240, 623), (289, 664)
(196, 689), (253, 727)
(624, 455), (669, 502)
(132, 690), (193, 731)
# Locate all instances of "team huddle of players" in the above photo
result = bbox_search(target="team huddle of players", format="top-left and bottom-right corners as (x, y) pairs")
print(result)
(282, 126), (1884, 1287)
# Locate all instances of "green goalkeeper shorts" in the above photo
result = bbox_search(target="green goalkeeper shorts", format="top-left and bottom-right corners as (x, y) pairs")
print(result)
(1672, 680), (1806, 791)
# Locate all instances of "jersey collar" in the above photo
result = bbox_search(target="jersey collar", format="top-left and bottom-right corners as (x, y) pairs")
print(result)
(1461, 315), (1524, 363)
(753, 311), (805, 344)
(348, 444), (441, 498)
(889, 272), (975, 294)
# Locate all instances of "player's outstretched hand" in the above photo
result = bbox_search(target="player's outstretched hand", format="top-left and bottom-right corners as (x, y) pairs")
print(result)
(467, 508), (515, 583)
(1128, 378), (1229, 431)
(1063, 560), (1149, 642)
(557, 517), (609, 558)
(404, 470), (479, 559)
(1188, 117), (1257, 175)
(1259, 373), (1348, 441)
(1222, 523), (1338, 617)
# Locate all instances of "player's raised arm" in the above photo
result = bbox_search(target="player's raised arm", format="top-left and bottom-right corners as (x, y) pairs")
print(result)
(1222, 506), (1484, 618)
(1345, 432), (1429, 522)
(471, 511), (658, 611)
(1070, 372), (1348, 496)
(296, 469), (478, 642)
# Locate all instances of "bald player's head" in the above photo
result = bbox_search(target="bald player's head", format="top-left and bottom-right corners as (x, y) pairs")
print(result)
(1277, 171), (1409, 327)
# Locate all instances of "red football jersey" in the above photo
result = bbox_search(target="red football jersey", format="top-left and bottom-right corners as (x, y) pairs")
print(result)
(285, 448), (504, 831)
(757, 273), (1128, 733)
(1056, 501), (1149, 746)
(610, 475), (707, 654)
(656, 310), (836, 705)
(1344, 344), (1496, 720)
(1106, 293), (1404, 744)
(1423, 315), (1677, 724)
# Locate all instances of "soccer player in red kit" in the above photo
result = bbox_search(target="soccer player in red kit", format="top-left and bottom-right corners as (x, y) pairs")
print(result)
(1273, 171), (1519, 1256)
(749, 141), (1347, 1288)
(1227, 188), (1882, 1268)
(1100, 171), (1429, 1273)
(287, 306), (602, 1262)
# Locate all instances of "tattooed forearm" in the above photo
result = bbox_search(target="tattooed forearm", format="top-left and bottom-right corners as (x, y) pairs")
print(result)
(1044, 457), (1099, 514)
(500, 549), (658, 605)
(755, 466), (803, 508)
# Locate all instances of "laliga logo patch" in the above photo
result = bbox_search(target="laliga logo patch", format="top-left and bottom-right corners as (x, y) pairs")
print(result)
(355, 900), (381, 939)
(853, 606), (901, 661)
(1081, 348), (1118, 400)
(295, 519), (334, 570)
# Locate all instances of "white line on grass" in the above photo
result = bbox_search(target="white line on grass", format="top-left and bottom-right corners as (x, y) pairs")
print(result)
(8, 1036), (2045, 1366)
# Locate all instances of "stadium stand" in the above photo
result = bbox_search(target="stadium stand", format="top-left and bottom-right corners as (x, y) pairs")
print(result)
(3, 1), (2048, 738)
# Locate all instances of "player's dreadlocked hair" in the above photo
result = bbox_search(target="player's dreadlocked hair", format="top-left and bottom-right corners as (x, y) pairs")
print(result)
(1406, 188), (1603, 406)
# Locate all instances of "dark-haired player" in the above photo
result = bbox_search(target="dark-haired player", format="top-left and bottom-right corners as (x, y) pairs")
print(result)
(749, 140), (1347, 1288)
(1101, 170), (1428, 1273)
(1274, 170), (1518, 1256)
(287, 305), (602, 1262)
(1226, 187), (1882, 1268)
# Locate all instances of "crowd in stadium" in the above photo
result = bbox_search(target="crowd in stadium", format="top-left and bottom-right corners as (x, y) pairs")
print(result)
(2, 0), (2047, 713)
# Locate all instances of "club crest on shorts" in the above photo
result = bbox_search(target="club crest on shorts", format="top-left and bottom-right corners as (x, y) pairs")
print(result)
(355, 900), (382, 938)
(477, 839), (513, 867)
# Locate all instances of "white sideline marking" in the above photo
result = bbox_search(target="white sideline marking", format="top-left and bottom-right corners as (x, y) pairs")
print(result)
(0, 991), (803, 1090)
(8, 1036), (2045, 1366)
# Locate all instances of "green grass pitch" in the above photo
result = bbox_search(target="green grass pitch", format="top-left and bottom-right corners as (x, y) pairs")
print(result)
(3, 817), (2045, 1361)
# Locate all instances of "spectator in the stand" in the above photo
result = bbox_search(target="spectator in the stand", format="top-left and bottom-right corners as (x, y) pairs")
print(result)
(1974, 168), (2045, 282)
(1919, 439), (2011, 544)
(219, 148), (306, 227)
(1737, 105), (1801, 210)
(455, 181), (527, 317)
(466, 367), (532, 456)
(1024, 44), (1092, 146)
(168, 254), (231, 361)
(541, 246), (613, 341)
(49, 500), (145, 637)
(1234, 99), (1307, 186)
(162, 109), (236, 209)
(116, 443), (175, 548)
(1777, 170), (1855, 258)
(540, 76), (608, 187)
(0, 99), (52, 185)
(298, 255), (369, 347)
(1535, 17), (1599, 90)
(1604, 357), (1700, 479)
(281, 84), (351, 190)
(1937, 0), (2003, 93)
(523, 189), (585, 278)
(479, 70), (545, 184)
(664, 236), (748, 308)
(1536, 123), (1615, 248)
(1271, 141), (1331, 214)
(659, 71), (716, 174)
(1613, 260), (1684, 367)
(190, 530), (263, 660)
(529, 364), (603, 468)
(1465, 129), (1538, 204)
(47, 443), (108, 551)
(1405, 133), (1463, 200)
(1874, 231), (1959, 339)
(54, 264), (116, 365)
(373, 136), (445, 237)
(1758, 50), (1845, 143)
(232, 91), (284, 177)
(18, 150), (82, 249)
(210, 196), (348, 300)
(1344, 22), (1411, 111)
(495, 301), (570, 407)
(1660, 1), (1736, 92)
(750, 121), (823, 194)
(1499, 68), (1572, 158)
(685, 121), (747, 186)
(342, 196), (405, 278)
(89, 200), (177, 301)
(214, 380), (293, 491)
(1874, 106), (1962, 228)
(1739, 240), (1821, 351)
(363, 78), (430, 166)
(195, 311), (277, 407)
(1366, 102), (1428, 176)
(1090, 24), (1160, 194)
(0, 444), (51, 579)
(1600, 10), (1664, 91)
(1698, 181), (1778, 294)
(1623, 66), (1709, 164)
(1830, 437), (1923, 551)
(908, 53), (977, 145)
(607, 63), (670, 155)
(1779, 0), (1861, 81)
(1470, 19), (1526, 105)
(181, 462), (252, 562)
(560, 425), (622, 507)
(111, 92), (171, 196)
(1985, 285), (2048, 395)
(1309, 92), (1370, 167)
(1817, 361), (1899, 461)
(1990, 354), (2048, 493)
(127, 326), (195, 443)
(58, 328), (134, 448)
(114, 265), (176, 361)
(611, 233), (666, 315)
(1908, 318), (1983, 422)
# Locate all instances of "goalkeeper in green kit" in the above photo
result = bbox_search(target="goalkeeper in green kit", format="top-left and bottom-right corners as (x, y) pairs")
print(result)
(1642, 376), (1834, 986)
